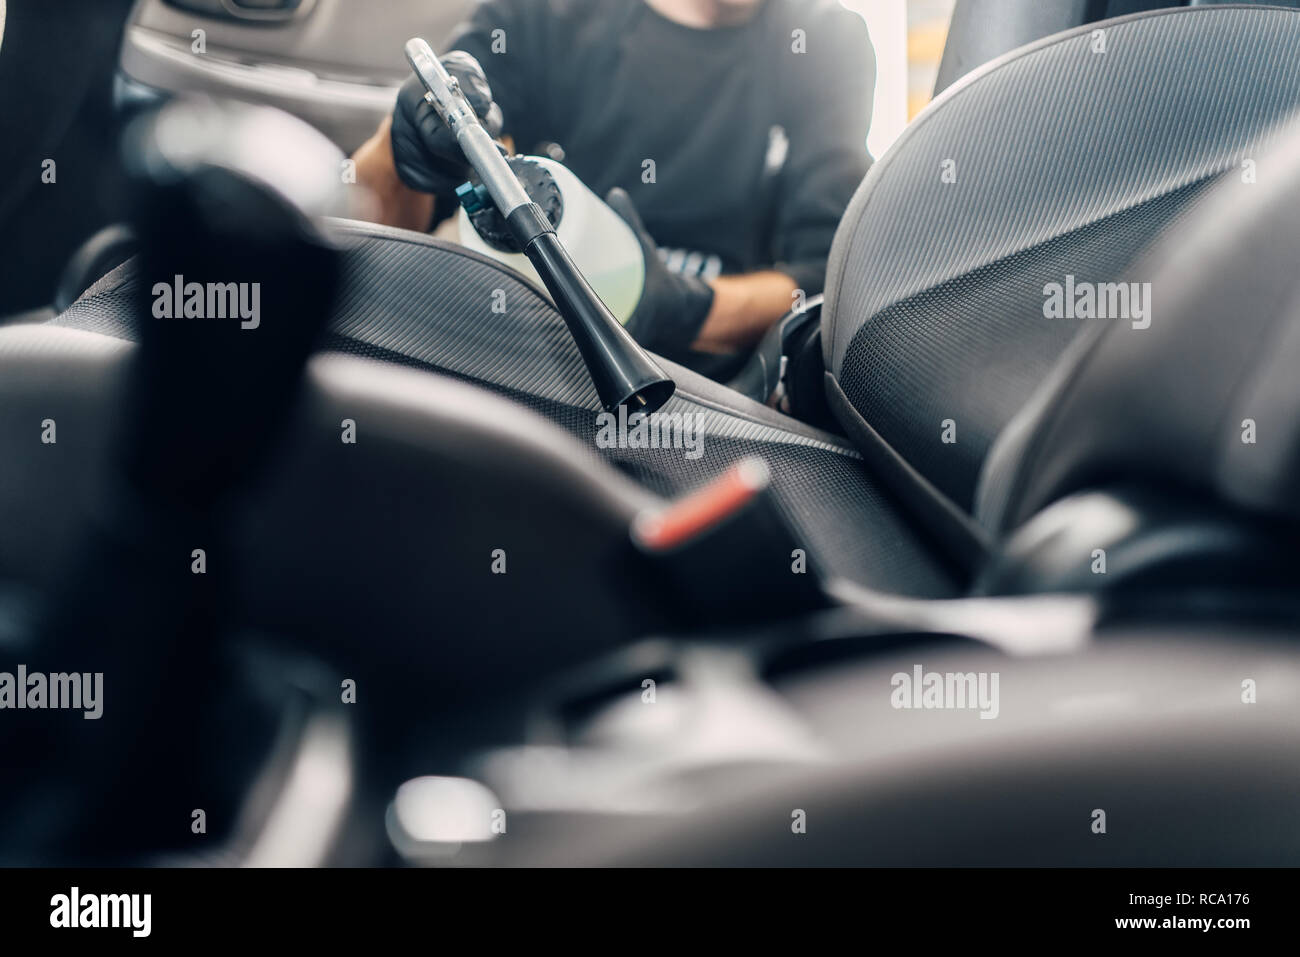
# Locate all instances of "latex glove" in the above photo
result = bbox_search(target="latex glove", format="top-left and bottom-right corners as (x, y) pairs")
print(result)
(605, 187), (715, 356)
(391, 50), (503, 195)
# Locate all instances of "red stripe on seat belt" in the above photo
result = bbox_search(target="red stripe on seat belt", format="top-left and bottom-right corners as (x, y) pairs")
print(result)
(633, 457), (770, 551)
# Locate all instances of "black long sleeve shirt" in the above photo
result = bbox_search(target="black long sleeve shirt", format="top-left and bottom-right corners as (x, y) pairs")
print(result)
(443, 0), (875, 296)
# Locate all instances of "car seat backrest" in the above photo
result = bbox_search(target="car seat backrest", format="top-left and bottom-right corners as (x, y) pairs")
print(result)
(976, 111), (1300, 536)
(822, 5), (1300, 555)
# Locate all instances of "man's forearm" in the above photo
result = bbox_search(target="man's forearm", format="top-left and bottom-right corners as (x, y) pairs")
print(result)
(691, 271), (799, 354)
(351, 116), (436, 231)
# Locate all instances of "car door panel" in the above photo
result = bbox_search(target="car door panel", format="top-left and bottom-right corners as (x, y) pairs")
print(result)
(119, 0), (474, 151)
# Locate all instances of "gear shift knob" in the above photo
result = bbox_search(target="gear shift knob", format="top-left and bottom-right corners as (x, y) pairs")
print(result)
(2, 100), (351, 858)
(119, 96), (348, 508)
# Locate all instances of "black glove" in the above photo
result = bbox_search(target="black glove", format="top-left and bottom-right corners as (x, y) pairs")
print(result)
(605, 187), (715, 356)
(391, 50), (503, 196)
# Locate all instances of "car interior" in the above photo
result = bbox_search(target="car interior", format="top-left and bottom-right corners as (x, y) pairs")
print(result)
(1, 0), (1299, 866)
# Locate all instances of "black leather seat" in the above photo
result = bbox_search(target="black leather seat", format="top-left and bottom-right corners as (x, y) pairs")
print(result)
(3, 4), (1300, 652)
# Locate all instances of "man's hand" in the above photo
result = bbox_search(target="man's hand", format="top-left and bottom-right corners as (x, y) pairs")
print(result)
(606, 187), (715, 356)
(690, 271), (798, 354)
(391, 50), (503, 195)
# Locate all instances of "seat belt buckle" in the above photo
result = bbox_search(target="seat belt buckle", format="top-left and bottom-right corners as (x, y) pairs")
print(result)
(631, 457), (827, 624)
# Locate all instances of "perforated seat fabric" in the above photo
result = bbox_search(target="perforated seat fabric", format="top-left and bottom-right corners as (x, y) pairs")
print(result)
(823, 5), (1300, 536)
(48, 226), (961, 599)
(976, 112), (1300, 535)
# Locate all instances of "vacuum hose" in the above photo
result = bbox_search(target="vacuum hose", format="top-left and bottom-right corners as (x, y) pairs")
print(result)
(404, 38), (675, 413)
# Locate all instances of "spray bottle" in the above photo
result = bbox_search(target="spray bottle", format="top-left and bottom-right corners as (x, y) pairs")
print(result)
(453, 155), (646, 325)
